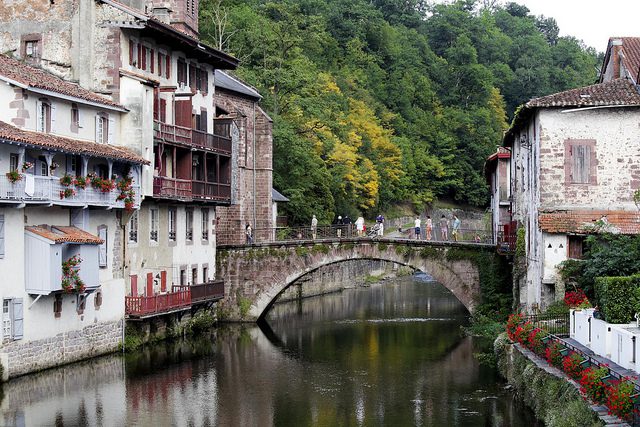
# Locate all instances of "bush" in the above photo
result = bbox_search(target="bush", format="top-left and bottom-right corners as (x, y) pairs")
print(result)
(579, 366), (608, 404)
(545, 341), (564, 368)
(562, 352), (584, 380)
(506, 313), (523, 341)
(594, 275), (640, 323)
(605, 378), (636, 420)
(527, 327), (546, 355)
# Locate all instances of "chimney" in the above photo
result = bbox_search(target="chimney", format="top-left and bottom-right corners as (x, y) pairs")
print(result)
(150, 6), (172, 25)
(611, 39), (623, 79)
(150, 0), (199, 38)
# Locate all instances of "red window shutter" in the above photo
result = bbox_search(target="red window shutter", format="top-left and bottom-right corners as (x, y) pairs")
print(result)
(160, 99), (167, 122)
(153, 88), (159, 121)
(161, 270), (167, 292)
(166, 55), (171, 78)
(150, 49), (155, 73)
(137, 43), (142, 69)
(189, 64), (196, 91)
(130, 275), (138, 296)
(141, 46), (147, 70)
(203, 70), (208, 94)
(158, 53), (163, 76)
(146, 272), (153, 296)
(129, 41), (133, 66)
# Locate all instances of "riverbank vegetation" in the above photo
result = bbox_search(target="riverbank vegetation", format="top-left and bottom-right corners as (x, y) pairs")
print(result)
(200, 0), (598, 224)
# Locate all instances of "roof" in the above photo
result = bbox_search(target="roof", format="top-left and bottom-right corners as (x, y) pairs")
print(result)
(215, 71), (262, 100)
(0, 121), (149, 164)
(272, 188), (289, 203)
(600, 37), (640, 83)
(0, 55), (125, 110)
(26, 226), (104, 244)
(505, 79), (640, 144)
(538, 210), (640, 235)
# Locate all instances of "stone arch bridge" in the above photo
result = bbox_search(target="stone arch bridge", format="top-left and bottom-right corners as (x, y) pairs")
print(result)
(215, 238), (500, 321)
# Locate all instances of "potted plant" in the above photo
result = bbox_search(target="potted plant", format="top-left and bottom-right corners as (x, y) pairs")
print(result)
(6, 169), (22, 183)
(21, 161), (33, 172)
(59, 188), (76, 199)
(74, 175), (87, 189)
(59, 174), (73, 187)
(49, 161), (59, 172)
(61, 254), (84, 293)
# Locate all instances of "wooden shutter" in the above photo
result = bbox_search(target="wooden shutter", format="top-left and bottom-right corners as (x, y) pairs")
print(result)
(175, 99), (193, 128)
(137, 43), (142, 68)
(129, 40), (134, 65)
(130, 275), (138, 296)
(50, 103), (56, 132)
(201, 109), (208, 132)
(150, 49), (155, 73)
(12, 299), (23, 339)
(159, 99), (167, 123)
(0, 214), (4, 258)
(166, 55), (171, 78)
(203, 69), (208, 94)
(98, 226), (107, 267)
(108, 116), (114, 144)
(146, 272), (153, 296)
(36, 101), (43, 132)
(153, 88), (159, 121)
(189, 64), (196, 91)
(161, 270), (167, 292)
(572, 145), (589, 183)
(95, 115), (102, 143)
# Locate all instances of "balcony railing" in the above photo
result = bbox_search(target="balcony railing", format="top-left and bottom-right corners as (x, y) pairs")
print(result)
(192, 180), (231, 201)
(125, 281), (225, 318)
(153, 176), (192, 199)
(154, 120), (231, 154)
(0, 174), (140, 208)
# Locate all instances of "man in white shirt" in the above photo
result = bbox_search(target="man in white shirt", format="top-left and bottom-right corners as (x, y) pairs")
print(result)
(414, 216), (421, 240)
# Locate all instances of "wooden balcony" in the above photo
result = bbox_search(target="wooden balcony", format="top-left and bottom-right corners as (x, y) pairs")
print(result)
(154, 120), (231, 154)
(0, 174), (140, 209)
(153, 176), (192, 200)
(125, 281), (224, 318)
(192, 180), (231, 202)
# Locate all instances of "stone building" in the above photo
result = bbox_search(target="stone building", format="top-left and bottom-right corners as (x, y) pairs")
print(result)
(0, 54), (147, 378)
(485, 147), (513, 247)
(213, 70), (274, 245)
(504, 78), (640, 312)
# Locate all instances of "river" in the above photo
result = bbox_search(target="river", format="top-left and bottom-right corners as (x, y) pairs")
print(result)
(0, 275), (538, 426)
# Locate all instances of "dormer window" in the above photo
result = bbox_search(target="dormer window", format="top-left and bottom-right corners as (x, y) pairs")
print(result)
(21, 34), (42, 61)
(25, 41), (38, 58)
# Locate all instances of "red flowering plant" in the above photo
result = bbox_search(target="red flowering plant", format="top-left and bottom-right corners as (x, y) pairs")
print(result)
(6, 170), (22, 183)
(605, 378), (637, 420)
(61, 254), (85, 293)
(562, 352), (585, 380)
(59, 188), (76, 199)
(565, 289), (591, 309)
(514, 321), (534, 345)
(59, 174), (73, 187)
(74, 176), (87, 189)
(545, 341), (564, 368)
(506, 313), (523, 341)
(580, 366), (609, 404)
(527, 327), (546, 355)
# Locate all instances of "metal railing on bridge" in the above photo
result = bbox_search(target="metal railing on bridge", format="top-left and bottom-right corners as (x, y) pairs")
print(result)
(125, 280), (224, 318)
(248, 225), (494, 245)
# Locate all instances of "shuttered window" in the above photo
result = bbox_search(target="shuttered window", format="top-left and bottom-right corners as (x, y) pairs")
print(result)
(12, 299), (23, 340)
(572, 145), (591, 183)
(98, 226), (107, 267)
(568, 236), (585, 259)
(565, 139), (596, 184)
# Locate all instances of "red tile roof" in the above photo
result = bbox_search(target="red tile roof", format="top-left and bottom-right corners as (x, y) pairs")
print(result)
(0, 55), (124, 109)
(526, 79), (640, 108)
(26, 226), (104, 244)
(538, 210), (640, 234)
(0, 121), (148, 164)
(600, 37), (640, 83)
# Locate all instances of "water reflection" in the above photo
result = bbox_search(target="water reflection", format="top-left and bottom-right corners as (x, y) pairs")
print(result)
(0, 276), (538, 426)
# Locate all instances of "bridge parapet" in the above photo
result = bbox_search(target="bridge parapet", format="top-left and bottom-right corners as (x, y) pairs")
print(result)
(215, 239), (502, 321)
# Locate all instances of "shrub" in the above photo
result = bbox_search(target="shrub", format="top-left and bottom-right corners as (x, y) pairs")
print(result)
(605, 378), (636, 420)
(594, 275), (640, 323)
(527, 327), (546, 355)
(562, 352), (584, 380)
(514, 321), (534, 345)
(579, 366), (608, 404)
(506, 312), (523, 341)
(564, 289), (589, 308)
(545, 341), (564, 368)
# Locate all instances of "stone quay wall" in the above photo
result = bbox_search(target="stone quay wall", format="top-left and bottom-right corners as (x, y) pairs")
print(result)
(1, 320), (123, 379)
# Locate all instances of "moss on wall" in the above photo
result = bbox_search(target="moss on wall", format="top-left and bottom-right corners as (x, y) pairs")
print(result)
(495, 334), (603, 427)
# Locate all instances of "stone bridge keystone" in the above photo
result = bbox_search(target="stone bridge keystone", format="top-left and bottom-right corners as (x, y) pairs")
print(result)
(215, 239), (497, 321)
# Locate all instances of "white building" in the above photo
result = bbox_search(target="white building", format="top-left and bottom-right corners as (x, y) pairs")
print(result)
(0, 54), (147, 378)
(504, 78), (640, 312)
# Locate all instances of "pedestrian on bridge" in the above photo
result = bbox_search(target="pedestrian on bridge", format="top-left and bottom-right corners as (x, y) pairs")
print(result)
(426, 215), (433, 241)
(376, 214), (385, 236)
(440, 215), (448, 241)
(311, 215), (318, 239)
(452, 215), (461, 242)
(336, 216), (343, 238)
(414, 216), (421, 240)
(356, 216), (365, 237)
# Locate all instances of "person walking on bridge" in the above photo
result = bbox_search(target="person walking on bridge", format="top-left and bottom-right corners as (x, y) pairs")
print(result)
(414, 216), (421, 240)
(440, 215), (448, 241)
(311, 215), (318, 239)
(426, 215), (433, 241)
(452, 215), (461, 242)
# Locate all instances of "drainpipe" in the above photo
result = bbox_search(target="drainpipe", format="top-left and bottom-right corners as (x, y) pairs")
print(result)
(253, 102), (257, 233)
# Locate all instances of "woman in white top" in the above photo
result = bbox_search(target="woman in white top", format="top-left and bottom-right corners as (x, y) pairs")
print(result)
(356, 216), (365, 237)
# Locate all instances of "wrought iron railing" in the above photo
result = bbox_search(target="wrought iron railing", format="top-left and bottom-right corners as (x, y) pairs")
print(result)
(521, 313), (570, 337)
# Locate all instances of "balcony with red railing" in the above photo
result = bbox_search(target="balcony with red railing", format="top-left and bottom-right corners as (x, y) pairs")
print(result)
(192, 180), (231, 202)
(125, 281), (225, 318)
(153, 176), (192, 200)
(153, 119), (232, 155)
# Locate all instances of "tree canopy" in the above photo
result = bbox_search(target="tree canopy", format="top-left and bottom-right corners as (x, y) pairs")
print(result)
(201, 0), (599, 224)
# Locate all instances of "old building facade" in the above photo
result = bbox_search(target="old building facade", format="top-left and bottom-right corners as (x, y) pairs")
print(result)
(0, 0), (273, 377)
(504, 78), (640, 311)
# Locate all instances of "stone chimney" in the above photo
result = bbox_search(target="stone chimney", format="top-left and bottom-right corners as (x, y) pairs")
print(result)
(150, 0), (199, 38)
(611, 39), (623, 79)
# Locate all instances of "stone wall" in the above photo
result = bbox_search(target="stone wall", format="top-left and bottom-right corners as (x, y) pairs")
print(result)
(1, 319), (123, 380)
(277, 259), (401, 302)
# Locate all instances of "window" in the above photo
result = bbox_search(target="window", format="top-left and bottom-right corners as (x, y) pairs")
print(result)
(565, 139), (596, 184)
(177, 59), (187, 87)
(180, 268), (186, 286)
(128, 211), (138, 243)
(37, 100), (51, 133)
(25, 41), (38, 58)
(54, 294), (62, 318)
(9, 154), (18, 172)
(129, 39), (139, 67)
(189, 64), (196, 91)
(71, 103), (80, 131)
(98, 225), (108, 268)
(169, 207), (177, 241)
(96, 113), (109, 144)
(192, 267), (198, 285)
(568, 236), (586, 259)
(202, 266), (208, 282)
(94, 291), (103, 310)
(150, 208), (159, 242)
(3, 298), (23, 340)
(201, 208), (209, 241)
(186, 208), (193, 241)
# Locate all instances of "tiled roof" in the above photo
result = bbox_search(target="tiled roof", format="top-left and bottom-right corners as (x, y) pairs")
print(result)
(26, 226), (104, 244)
(539, 210), (640, 234)
(526, 79), (640, 108)
(272, 188), (289, 202)
(215, 70), (261, 100)
(0, 55), (124, 109)
(0, 121), (148, 164)
(600, 37), (640, 83)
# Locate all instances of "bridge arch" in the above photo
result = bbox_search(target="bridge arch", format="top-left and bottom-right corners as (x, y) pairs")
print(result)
(215, 239), (497, 321)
